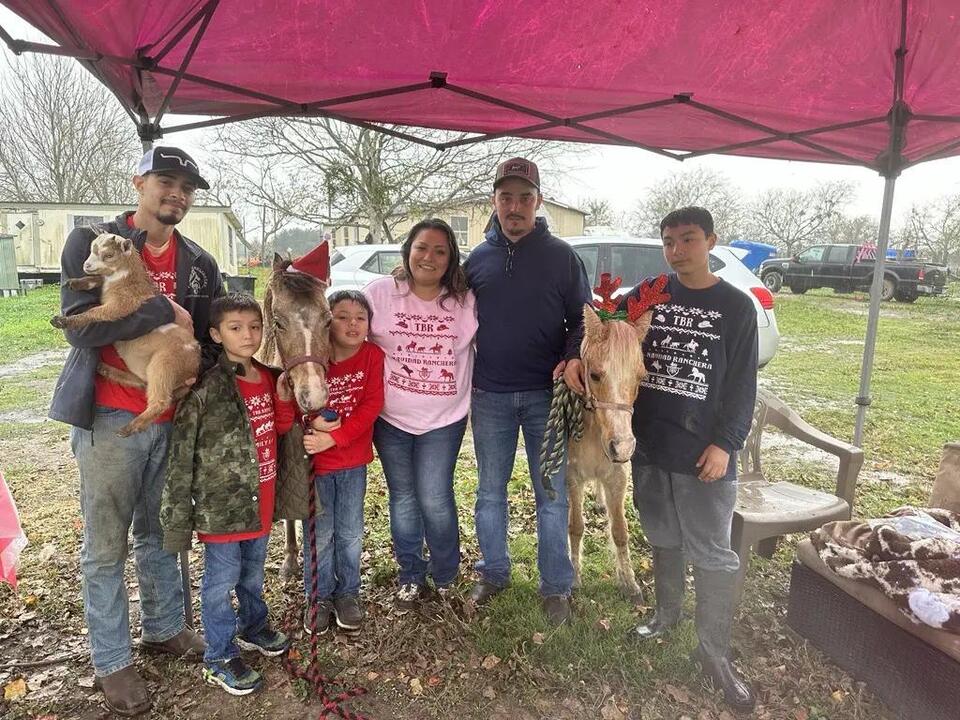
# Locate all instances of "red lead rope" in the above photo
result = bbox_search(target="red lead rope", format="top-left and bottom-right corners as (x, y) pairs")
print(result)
(281, 467), (370, 719)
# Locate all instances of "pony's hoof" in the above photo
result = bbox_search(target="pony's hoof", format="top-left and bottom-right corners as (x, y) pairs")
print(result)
(279, 557), (300, 582)
(620, 583), (644, 604)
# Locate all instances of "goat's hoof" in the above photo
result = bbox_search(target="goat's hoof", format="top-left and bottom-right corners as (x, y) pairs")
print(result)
(50, 316), (67, 329)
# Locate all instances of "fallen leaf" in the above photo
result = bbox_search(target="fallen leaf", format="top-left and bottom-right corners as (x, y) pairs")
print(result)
(480, 654), (501, 670)
(23, 594), (39, 607)
(831, 689), (845, 704)
(599, 697), (626, 720)
(594, 617), (611, 632)
(793, 710), (809, 720)
(664, 683), (690, 704)
(4, 678), (27, 701)
(531, 632), (545, 645)
(482, 686), (496, 700)
(77, 677), (95, 689)
(427, 676), (441, 687)
(287, 647), (301, 661)
(366, 671), (379, 681)
(409, 678), (423, 696)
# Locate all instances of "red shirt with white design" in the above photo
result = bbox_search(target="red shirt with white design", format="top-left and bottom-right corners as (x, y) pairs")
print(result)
(95, 218), (179, 421)
(311, 341), (385, 474)
(200, 368), (297, 543)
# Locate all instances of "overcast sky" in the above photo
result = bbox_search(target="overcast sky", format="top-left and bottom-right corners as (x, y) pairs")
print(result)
(4, 7), (960, 230)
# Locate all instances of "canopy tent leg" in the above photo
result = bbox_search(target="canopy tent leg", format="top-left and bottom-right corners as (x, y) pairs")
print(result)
(853, 174), (898, 448)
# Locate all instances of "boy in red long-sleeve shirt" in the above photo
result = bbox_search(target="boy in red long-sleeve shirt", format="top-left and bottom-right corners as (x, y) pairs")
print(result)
(301, 290), (384, 634)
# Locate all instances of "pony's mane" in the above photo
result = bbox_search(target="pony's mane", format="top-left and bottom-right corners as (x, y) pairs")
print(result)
(269, 263), (328, 300)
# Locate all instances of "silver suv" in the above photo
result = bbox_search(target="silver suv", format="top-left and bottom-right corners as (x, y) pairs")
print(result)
(565, 236), (780, 368)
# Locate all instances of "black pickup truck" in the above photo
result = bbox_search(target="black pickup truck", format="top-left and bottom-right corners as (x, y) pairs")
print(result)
(759, 244), (948, 302)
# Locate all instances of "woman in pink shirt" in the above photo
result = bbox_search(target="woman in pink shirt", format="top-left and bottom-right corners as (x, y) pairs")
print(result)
(364, 219), (477, 611)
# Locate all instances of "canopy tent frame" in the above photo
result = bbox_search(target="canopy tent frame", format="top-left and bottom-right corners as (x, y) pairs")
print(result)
(0, 0), (950, 447)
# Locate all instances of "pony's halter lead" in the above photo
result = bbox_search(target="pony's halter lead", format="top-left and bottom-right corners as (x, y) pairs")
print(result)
(580, 348), (634, 415)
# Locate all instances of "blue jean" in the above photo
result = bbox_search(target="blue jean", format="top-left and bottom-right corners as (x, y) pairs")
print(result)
(201, 534), (270, 663)
(632, 462), (740, 573)
(470, 388), (574, 596)
(373, 417), (466, 587)
(302, 466), (367, 600)
(71, 407), (185, 677)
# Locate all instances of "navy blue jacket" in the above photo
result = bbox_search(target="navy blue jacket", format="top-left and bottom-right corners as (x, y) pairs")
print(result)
(464, 215), (591, 392)
(49, 212), (225, 430)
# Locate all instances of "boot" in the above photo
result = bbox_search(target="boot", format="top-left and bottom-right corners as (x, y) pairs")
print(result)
(628, 546), (685, 641)
(692, 567), (755, 712)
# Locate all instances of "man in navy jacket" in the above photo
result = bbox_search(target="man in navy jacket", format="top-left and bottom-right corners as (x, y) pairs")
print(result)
(464, 157), (591, 625)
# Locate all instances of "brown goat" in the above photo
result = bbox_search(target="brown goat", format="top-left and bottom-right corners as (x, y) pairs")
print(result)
(51, 233), (200, 436)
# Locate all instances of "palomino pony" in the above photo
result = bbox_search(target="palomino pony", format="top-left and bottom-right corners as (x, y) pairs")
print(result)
(259, 253), (332, 580)
(566, 274), (665, 598)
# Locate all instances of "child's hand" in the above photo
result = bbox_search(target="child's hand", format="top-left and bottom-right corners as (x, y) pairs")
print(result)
(696, 444), (730, 483)
(276, 372), (293, 402)
(303, 430), (336, 454)
(310, 415), (341, 432)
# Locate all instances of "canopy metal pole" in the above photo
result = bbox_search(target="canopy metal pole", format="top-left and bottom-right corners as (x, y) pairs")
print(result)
(853, 174), (897, 447)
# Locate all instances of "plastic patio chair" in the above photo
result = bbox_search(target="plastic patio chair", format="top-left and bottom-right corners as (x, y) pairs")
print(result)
(732, 389), (864, 600)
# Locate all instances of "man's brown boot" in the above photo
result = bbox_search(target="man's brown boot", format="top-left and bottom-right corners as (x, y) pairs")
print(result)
(95, 666), (152, 717)
(140, 627), (205, 660)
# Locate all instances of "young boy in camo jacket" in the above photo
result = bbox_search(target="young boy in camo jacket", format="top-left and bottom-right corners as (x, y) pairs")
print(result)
(161, 293), (297, 696)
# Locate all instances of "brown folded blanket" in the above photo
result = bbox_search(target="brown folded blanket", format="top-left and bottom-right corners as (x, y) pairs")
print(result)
(810, 507), (960, 634)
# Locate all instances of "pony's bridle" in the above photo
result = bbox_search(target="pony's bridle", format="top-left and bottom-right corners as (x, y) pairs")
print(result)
(580, 348), (634, 415)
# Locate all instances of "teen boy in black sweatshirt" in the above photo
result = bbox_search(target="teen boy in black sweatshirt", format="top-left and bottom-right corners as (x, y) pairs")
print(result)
(620, 206), (758, 712)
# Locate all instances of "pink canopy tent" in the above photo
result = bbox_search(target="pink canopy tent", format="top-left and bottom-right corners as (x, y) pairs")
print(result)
(2, 0), (958, 444)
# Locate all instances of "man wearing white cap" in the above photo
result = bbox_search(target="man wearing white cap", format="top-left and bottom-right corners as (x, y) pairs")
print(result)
(50, 146), (224, 715)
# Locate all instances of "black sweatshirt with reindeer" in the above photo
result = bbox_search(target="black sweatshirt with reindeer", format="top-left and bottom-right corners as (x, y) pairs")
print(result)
(620, 275), (758, 480)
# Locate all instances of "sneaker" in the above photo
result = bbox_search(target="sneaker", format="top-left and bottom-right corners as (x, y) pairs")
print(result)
(236, 626), (289, 657)
(303, 600), (335, 635)
(334, 595), (364, 630)
(202, 658), (263, 696)
(395, 583), (425, 613)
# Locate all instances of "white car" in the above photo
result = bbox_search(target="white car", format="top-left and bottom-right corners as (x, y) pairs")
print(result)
(565, 236), (780, 368)
(327, 244), (404, 294)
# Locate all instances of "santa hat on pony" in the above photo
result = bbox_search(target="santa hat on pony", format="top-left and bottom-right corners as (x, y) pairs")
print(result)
(288, 241), (331, 283)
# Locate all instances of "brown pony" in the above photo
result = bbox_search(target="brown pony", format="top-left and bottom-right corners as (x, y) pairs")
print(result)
(567, 302), (654, 599)
(259, 254), (332, 580)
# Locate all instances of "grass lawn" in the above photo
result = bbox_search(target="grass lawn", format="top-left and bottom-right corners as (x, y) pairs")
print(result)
(0, 281), (956, 719)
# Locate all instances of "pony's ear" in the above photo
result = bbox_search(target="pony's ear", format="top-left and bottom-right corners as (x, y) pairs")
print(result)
(630, 309), (654, 342)
(583, 303), (604, 340)
(272, 253), (286, 272)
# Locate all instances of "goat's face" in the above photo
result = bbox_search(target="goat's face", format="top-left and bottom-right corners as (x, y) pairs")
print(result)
(83, 234), (134, 276)
(581, 305), (652, 463)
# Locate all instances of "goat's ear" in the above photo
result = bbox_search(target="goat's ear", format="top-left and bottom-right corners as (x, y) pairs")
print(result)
(583, 304), (604, 340)
(630, 310), (653, 342)
(272, 253), (286, 272)
(120, 238), (133, 254)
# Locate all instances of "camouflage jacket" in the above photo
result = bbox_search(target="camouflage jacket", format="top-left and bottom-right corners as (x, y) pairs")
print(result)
(160, 354), (294, 552)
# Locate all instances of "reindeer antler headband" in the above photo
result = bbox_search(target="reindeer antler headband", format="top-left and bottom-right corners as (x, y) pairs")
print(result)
(592, 272), (671, 322)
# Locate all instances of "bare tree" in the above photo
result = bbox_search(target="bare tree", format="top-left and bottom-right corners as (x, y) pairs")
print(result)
(826, 213), (879, 246)
(906, 195), (960, 265)
(629, 167), (744, 239)
(208, 118), (571, 243)
(582, 197), (614, 227)
(202, 155), (305, 261)
(746, 181), (853, 255)
(0, 55), (139, 203)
